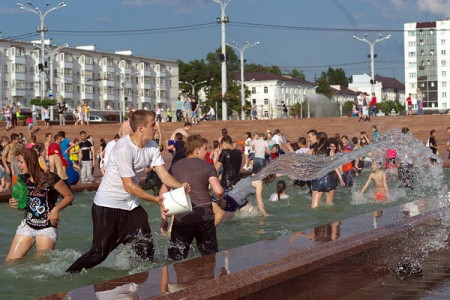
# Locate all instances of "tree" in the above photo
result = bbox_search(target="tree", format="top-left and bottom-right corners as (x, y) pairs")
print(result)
(327, 67), (348, 86)
(342, 101), (354, 116)
(288, 69), (305, 80)
(315, 72), (333, 98)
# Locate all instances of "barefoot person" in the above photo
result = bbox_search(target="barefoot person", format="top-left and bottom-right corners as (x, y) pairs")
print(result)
(6, 147), (73, 261)
(361, 161), (390, 202)
(66, 110), (190, 273)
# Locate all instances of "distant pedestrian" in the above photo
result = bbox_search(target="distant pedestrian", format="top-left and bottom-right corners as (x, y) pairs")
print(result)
(416, 88), (423, 115)
(406, 93), (413, 116)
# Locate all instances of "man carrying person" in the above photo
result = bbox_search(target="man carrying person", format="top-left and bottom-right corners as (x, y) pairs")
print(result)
(66, 110), (190, 273)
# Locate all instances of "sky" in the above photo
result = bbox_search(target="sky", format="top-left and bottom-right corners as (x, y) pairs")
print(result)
(1, 0), (450, 83)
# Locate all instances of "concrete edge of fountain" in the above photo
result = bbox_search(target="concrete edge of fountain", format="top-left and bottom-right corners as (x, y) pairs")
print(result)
(42, 195), (450, 300)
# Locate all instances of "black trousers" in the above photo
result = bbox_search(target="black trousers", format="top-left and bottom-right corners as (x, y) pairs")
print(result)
(66, 204), (153, 273)
(168, 215), (217, 261)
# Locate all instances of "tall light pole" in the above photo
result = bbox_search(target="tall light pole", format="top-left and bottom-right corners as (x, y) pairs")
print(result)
(226, 41), (259, 120)
(180, 80), (207, 99)
(353, 34), (391, 93)
(213, 0), (230, 121)
(17, 2), (67, 100)
(47, 43), (68, 100)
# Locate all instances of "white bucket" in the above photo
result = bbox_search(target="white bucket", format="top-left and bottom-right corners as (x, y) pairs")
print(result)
(163, 187), (192, 216)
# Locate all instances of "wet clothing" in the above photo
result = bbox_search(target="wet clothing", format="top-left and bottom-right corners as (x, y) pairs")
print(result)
(168, 157), (218, 260)
(224, 176), (255, 212)
(66, 135), (164, 273)
(22, 173), (61, 230)
(66, 204), (153, 273)
(311, 173), (335, 193)
(218, 149), (242, 190)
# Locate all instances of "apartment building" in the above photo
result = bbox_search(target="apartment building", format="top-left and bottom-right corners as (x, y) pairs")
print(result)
(0, 39), (178, 114)
(404, 20), (450, 111)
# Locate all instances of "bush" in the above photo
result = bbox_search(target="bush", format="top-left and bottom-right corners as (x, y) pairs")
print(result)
(377, 100), (404, 115)
(30, 98), (57, 107)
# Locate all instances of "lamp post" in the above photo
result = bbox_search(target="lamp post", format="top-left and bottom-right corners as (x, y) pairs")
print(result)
(226, 41), (259, 120)
(47, 43), (68, 100)
(17, 1), (67, 100)
(213, 0), (230, 121)
(180, 80), (207, 99)
(353, 34), (391, 94)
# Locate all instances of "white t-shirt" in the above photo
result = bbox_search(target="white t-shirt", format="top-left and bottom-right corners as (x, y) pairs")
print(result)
(102, 139), (117, 168)
(272, 134), (281, 146)
(269, 193), (289, 202)
(295, 147), (309, 154)
(94, 135), (164, 210)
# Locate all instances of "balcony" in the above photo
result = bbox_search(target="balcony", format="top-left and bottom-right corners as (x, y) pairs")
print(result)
(81, 92), (94, 100)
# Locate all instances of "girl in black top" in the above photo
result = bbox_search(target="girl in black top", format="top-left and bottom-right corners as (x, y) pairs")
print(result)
(6, 147), (73, 261)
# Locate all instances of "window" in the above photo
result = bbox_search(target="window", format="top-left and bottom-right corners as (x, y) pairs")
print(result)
(441, 39), (446, 45)
(84, 70), (93, 79)
(442, 70), (447, 76)
(15, 64), (25, 73)
(430, 50), (434, 55)
(64, 83), (73, 92)
(264, 99), (268, 105)
(409, 72), (416, 78)
(442, 49), (446, 55)
(442, 92), (447, 98)
(63, 68), (73, 76)
(16, 80), (26, 89)
(408, 31), (416, 37)
(252, 87), (256, 94)
(85, 85), (93, 93)
(442, 82), (447, 88)
(442, 60), (446, 67)
(264, 86), (268, 93)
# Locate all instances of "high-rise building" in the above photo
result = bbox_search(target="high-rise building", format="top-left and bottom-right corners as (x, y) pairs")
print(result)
(0, 39), (178, 115)
(404, 20), (450, 112)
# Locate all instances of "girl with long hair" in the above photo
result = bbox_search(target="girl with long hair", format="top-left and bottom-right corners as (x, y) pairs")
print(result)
(6, 147), (73, 261)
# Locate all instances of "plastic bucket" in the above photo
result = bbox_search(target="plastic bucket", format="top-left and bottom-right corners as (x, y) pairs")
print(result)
(163, 187), (192, 216)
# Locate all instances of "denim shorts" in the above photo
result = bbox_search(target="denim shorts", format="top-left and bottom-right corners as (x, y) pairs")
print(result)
(16, 220), (57, 242)
(312, 173), (335, 192)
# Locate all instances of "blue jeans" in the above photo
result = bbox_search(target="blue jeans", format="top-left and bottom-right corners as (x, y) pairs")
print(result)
(252, 157), (265, 174)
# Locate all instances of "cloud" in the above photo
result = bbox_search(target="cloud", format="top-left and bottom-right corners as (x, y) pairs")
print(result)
(97, 16), (112, 23)
(387, 0), (450, 16)
(0, 8), (21, 15)
(416, 0), (450, 15)
(122, 0), (211, 13)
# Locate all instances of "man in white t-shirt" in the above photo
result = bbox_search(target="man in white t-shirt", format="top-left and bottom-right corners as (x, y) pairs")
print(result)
(67, 110), (190, 273)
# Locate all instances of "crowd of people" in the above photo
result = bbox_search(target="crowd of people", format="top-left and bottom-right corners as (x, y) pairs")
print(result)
(2, 109), (449, 274)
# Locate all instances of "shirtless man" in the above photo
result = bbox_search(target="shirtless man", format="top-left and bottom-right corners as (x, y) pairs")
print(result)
(118, 109), (136, 137)
(167, 122), (192, 155)
(361, 161), (390, 202)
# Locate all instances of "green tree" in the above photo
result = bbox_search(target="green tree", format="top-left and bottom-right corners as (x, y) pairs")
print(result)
(315, 72), (333, 98)
(342, 101), (354, 116)
(327, 67), (348, 85)
(288, 69), (305, 80)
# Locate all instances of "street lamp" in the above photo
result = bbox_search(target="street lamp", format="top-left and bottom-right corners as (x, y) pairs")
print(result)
(213, 0), (230, 121)
(353, 34), (391, 94)
(180, 80), (208, 99)
(226, 41), (260, 120)
(47, 43), (68, 100)
(17, 1), (67, 100)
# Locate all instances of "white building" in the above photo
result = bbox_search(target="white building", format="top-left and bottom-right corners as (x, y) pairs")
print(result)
(348, 73), (405, 104)
(0, 39), (178, 115)
(238, 72), (315, 119)
(404, 20), (450, 111)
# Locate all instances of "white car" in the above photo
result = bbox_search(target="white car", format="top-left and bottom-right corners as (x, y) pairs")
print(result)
(89, 115), (103, 122)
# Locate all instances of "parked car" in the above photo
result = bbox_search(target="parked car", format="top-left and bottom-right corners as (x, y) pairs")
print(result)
(89, 115), (103, 122)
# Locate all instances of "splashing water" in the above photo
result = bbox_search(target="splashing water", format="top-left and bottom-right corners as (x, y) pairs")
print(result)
(257, 128), (444, 195)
